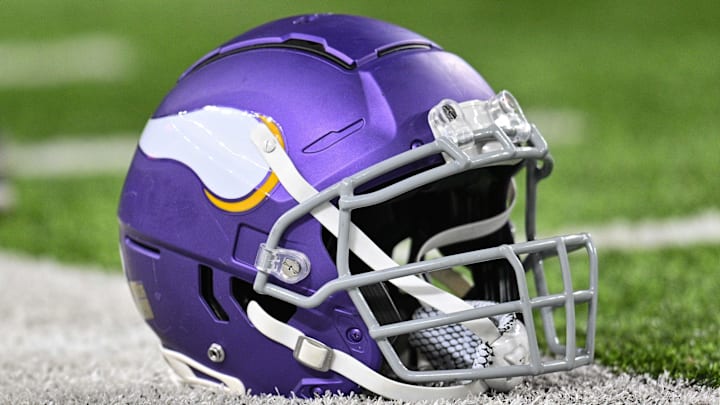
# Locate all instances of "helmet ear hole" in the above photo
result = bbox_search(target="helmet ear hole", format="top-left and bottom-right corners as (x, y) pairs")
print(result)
(199, 265), (230, 322)
(231, 277), (296, 323)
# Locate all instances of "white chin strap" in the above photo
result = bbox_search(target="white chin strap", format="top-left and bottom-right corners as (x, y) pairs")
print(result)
(162, 347), (246, 392)
(247, 301), (488, 401)
(415, 181), (516, 297)
(415, 181), (516, 262)
(250, 126), (526, 395)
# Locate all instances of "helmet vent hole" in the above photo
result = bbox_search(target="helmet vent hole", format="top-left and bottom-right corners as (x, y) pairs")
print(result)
(231, 277), (296, 323)
(199, 265), (229, 322)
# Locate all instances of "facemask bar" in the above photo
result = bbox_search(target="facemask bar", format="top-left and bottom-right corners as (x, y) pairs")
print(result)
(251, 91), (598, 383)
(366, 234), (597, 382)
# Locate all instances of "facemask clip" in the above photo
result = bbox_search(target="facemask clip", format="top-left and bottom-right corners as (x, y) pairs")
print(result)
(255, 244), (311, 284)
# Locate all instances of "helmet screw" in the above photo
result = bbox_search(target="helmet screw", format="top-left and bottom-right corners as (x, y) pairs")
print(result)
(410, 139), (424, 149)
(207, 343), (225, 363)
(281, 257), (301, 278)
(263, 138), (277, 153)
(346, 328), (363, 343)
(442, 104), (457, 121)
(311, 386), (325, 396)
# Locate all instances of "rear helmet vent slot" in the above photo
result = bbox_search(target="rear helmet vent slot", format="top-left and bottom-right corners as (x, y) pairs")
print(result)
(185, 38), (355, 77)
(376, 43), (432, 58)
(231, 277), (296, 323)
(199, 265), (230, 322)
(124, 236), (160, 259)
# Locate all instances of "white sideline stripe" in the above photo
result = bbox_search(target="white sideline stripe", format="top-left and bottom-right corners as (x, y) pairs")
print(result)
(552, 211), (720, 250)
(0, 34), (135, 88)
(6, 135), (137, 177)
(525, 108), (586, 145)
(0, 180), (14, 211)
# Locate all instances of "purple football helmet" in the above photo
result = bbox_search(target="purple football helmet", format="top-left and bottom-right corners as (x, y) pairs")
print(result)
(118, 14), (598, 401)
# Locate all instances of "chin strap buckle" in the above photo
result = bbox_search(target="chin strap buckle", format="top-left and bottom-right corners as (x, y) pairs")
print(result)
(294, 336), (334, 372)
(485, 320), (531, 391)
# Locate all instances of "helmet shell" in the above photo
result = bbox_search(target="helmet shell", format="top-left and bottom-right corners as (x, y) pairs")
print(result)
(118, 14), (495, 396)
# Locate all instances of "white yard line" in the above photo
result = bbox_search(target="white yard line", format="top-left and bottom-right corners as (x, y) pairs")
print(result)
(6, 135), (137, 177)
(553, 211), (720, 250)
(0, 180), (14, 211)
(525, 108), (586, 145)
(0, 34), (135, 88)
(5, 136), (719, 250)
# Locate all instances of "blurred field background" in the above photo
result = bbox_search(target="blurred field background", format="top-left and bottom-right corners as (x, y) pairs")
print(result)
(0, 0), (718, 390)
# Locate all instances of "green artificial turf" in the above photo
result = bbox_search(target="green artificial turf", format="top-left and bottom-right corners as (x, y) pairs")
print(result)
(526, 246), (720, 387)
(0, 176), (123, 270)
(596, 246), (720, 386)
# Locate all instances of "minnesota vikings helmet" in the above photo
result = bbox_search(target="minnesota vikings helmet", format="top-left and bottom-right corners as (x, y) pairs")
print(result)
(118, 14), (598, 400)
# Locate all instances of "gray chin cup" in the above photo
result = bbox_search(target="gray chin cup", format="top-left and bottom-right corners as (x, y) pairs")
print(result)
(485, 320), (530, 391)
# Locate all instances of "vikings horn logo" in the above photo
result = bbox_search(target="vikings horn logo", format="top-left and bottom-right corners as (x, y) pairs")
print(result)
(138, 106), (284, 212)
